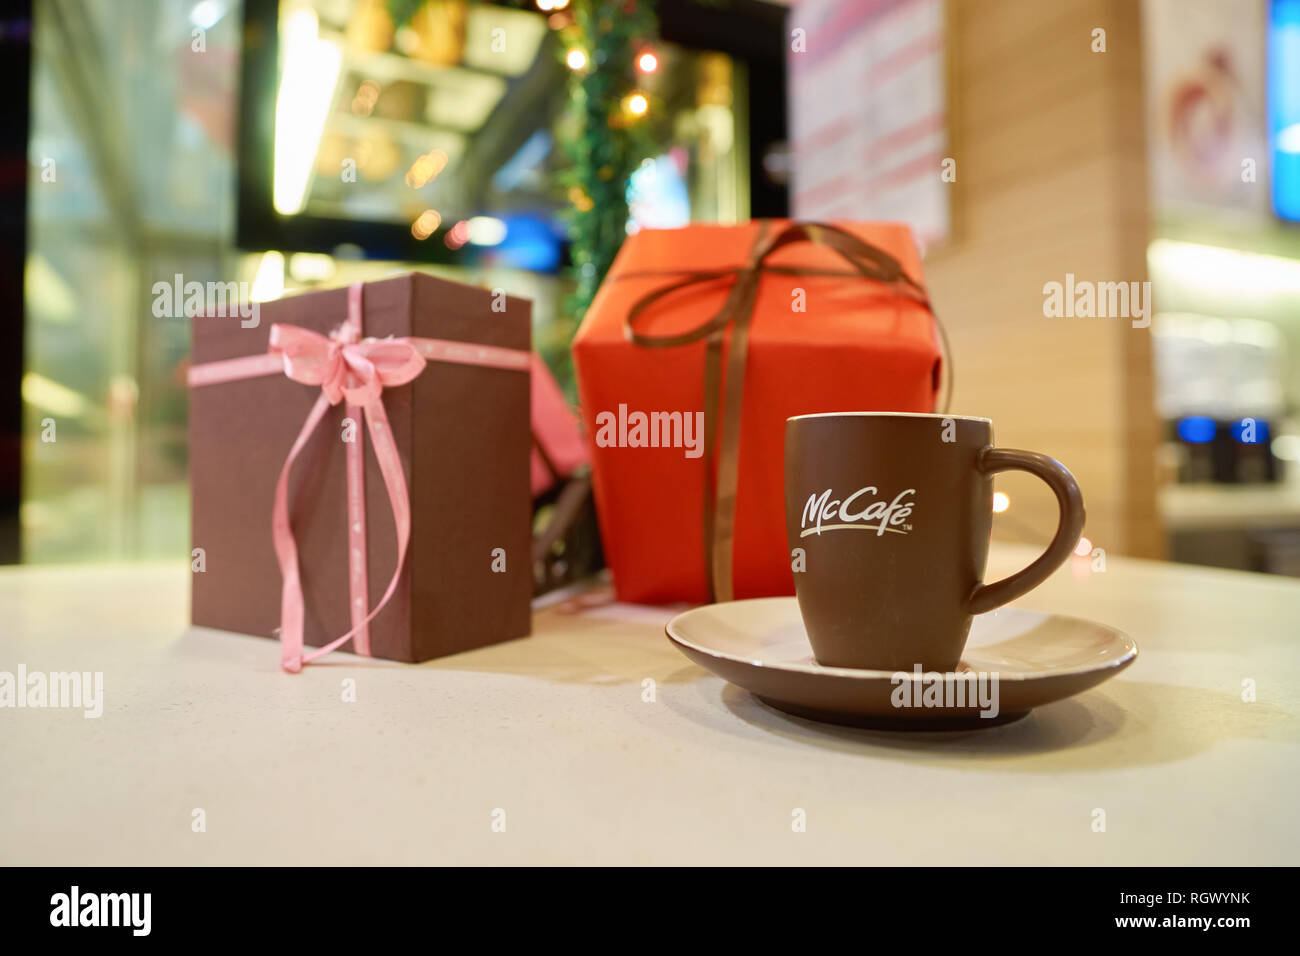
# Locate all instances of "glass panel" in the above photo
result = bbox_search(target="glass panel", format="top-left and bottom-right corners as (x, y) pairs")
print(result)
(23, 0), (241, 562)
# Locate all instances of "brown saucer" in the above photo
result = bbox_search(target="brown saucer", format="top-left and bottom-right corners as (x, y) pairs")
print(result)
(666, 598), (1137, 731)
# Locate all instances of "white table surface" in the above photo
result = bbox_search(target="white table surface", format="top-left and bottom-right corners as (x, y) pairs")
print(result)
(1, 544), (1297, 865)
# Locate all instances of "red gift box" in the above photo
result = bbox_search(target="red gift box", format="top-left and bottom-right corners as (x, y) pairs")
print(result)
(571, 220), (945, 604)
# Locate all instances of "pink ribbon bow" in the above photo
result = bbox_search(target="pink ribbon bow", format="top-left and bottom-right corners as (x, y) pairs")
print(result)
(269, 323), (427, 406)
(268, 291), (426, 672)
(188, 281), (532, 672)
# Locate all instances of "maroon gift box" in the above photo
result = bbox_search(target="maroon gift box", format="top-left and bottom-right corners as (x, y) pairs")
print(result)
(189, 274), (532, 663)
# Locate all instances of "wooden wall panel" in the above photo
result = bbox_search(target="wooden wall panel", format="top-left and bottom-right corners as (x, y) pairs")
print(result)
(924, 0), (1163, 558)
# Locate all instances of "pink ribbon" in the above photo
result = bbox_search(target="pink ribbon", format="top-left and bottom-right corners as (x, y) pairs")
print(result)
(188, 281), (531, 672)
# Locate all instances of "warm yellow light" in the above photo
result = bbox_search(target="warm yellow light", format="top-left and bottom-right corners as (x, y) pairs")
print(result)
(250, 251), (285, 302)
(1074, 536), (1093, 558)
(351, 79), (380, 116)
(567, 185), (593, 212)
(536, 0), (556, 10)
(992, 492), (1009, 514)
(405, 148), (448, 189)
(273, 9), (342, 216)
(566, 48), (587, 70)
(1147, 239), (1300, 297)
(22, 372), (89, 418)
(288, 252), (336, 282)
(626, 92), (648, 116)
(637, 51), (658, 73)
(411, 209), (443, 240)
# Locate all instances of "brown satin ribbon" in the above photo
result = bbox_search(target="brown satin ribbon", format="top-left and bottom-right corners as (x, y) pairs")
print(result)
(621, 220), (952, 603)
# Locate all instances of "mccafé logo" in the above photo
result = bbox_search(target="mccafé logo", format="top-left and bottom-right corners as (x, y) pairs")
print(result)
(800, 486), (916, 537)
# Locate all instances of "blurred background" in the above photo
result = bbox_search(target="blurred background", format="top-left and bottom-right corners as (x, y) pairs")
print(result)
(4, 0), (1300, 579)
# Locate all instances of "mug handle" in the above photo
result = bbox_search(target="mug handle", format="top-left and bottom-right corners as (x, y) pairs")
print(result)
(967, 447), (1086, 615)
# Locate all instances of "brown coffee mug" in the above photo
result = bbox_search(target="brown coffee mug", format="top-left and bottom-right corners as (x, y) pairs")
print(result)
(784, 412), (1085, 671)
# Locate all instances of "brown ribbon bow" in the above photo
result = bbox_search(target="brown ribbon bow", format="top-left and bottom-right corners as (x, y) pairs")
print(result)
(622, 220), (951, 603)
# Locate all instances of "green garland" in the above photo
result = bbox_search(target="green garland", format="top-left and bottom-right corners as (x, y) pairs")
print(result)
(541, 0), (658, 400)
(559, 1), (657, 317)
